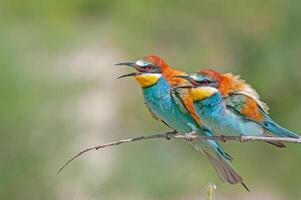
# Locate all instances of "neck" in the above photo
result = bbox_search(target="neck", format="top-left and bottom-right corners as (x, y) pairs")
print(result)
(162, 67), (188, 86)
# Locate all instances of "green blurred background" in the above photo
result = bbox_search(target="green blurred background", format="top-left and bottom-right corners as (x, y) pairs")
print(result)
(1, 1), (301, 199)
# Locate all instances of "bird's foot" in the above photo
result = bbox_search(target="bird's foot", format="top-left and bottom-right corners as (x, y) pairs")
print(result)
(220, 134), (227, 142)
(185, 131), (197, 142)
(165, 130), (177, 140)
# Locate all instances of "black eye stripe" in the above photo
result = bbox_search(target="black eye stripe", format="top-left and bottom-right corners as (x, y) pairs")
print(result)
(193, 78), (216, 86)
(144, 64), (162, 73)
(197, 79), (210, 83)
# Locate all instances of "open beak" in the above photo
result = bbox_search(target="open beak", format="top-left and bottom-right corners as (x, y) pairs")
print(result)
(117, 72), (141, 79)
(115, 62), (140, 79)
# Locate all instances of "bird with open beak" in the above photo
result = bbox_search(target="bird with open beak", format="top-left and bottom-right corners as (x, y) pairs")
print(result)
(117, 55), (248, 190)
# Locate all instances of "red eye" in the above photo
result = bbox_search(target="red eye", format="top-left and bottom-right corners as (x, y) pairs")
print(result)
(195, 80), (210, 85)
(191, 80), (199, 86)
(203, 80), (209, 85)
(145, 66), (153, 71)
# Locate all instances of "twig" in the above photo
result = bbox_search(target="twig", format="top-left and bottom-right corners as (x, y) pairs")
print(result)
(207, 184), (217, 200)
(57, 132), (301, 174)
(57, 131), (175, 174)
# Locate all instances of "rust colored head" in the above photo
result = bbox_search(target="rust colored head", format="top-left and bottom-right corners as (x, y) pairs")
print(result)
(143, 55), (170, 70)
(143, 55), (188, 85)
(198, 69), (233, 96)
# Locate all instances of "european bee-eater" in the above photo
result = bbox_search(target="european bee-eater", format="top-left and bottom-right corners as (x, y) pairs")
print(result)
(117, 55), (248, 189)
(175, 70), (300, 147)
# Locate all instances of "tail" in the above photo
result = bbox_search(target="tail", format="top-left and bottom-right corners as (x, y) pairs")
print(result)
(262, 116), (300, 138)
(203, 141), (249, 191)
(190, 133), (249, 191)
(265, 140), (286, 148)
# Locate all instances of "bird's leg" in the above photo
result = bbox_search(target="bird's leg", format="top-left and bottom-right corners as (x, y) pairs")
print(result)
(165, 130), (178, 140)
(184, 131), (197, 142)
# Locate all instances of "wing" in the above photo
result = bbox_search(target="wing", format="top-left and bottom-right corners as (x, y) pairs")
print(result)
(144, 102), (160, 121)
(171, 87), (202, 127)
(226, 92), (266, 123)
(223, 73), (269, 113)
(226, 92), (286, 147)
(165, 69), (203, 127)
(144, 102), (174, 130)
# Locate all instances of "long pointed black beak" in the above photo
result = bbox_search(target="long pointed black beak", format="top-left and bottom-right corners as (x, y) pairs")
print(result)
(173, 75), (195, 89)
(117, 72), (141, 79)
(173, 75), (193, 82)
(169, 85), (193, 95)
(116, 62), (140, 79)
(172, 85), (194, 90)
(115, 62), (137, 67)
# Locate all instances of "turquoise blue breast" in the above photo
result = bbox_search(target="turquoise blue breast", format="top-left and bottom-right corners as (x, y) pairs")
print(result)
(142, 78), (235, 162)
(142, 77), (197, 134)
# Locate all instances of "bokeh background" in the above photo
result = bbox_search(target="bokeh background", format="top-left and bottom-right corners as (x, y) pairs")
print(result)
(1, 1), (301, 199)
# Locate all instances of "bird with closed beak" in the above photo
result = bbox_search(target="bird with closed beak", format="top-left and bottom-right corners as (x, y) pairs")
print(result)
(174, 70), (300, 148)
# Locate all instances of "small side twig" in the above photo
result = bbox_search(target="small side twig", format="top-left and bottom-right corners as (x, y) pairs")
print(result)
(57, 132), (301, 174)
(207, 184), (217, 200)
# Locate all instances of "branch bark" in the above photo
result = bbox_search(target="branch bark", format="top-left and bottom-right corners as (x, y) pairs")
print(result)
(57, 132), (301, 174)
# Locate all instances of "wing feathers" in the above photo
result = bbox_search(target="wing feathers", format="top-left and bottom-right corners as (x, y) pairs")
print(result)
(224, 73), (269, 113)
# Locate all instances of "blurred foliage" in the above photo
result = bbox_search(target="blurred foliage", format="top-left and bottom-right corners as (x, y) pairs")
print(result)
(0, 0), (301, 199)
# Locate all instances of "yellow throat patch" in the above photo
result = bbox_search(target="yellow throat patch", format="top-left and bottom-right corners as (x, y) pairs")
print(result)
(188, 86), (218, 101)
(135, 73), (162, 88)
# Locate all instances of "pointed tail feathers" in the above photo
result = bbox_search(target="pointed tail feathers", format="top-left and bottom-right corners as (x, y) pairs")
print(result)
(264, 140), (286, 148)
(191, 138), (249, 191)
(203, 150), (241, 183)
(202, 145), (249, 191)
(263, 118), (300, 138)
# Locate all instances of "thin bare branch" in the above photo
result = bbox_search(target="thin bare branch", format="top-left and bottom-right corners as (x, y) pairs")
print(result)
(57, 132), (301, 174)
(57, 131), (175, 174)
